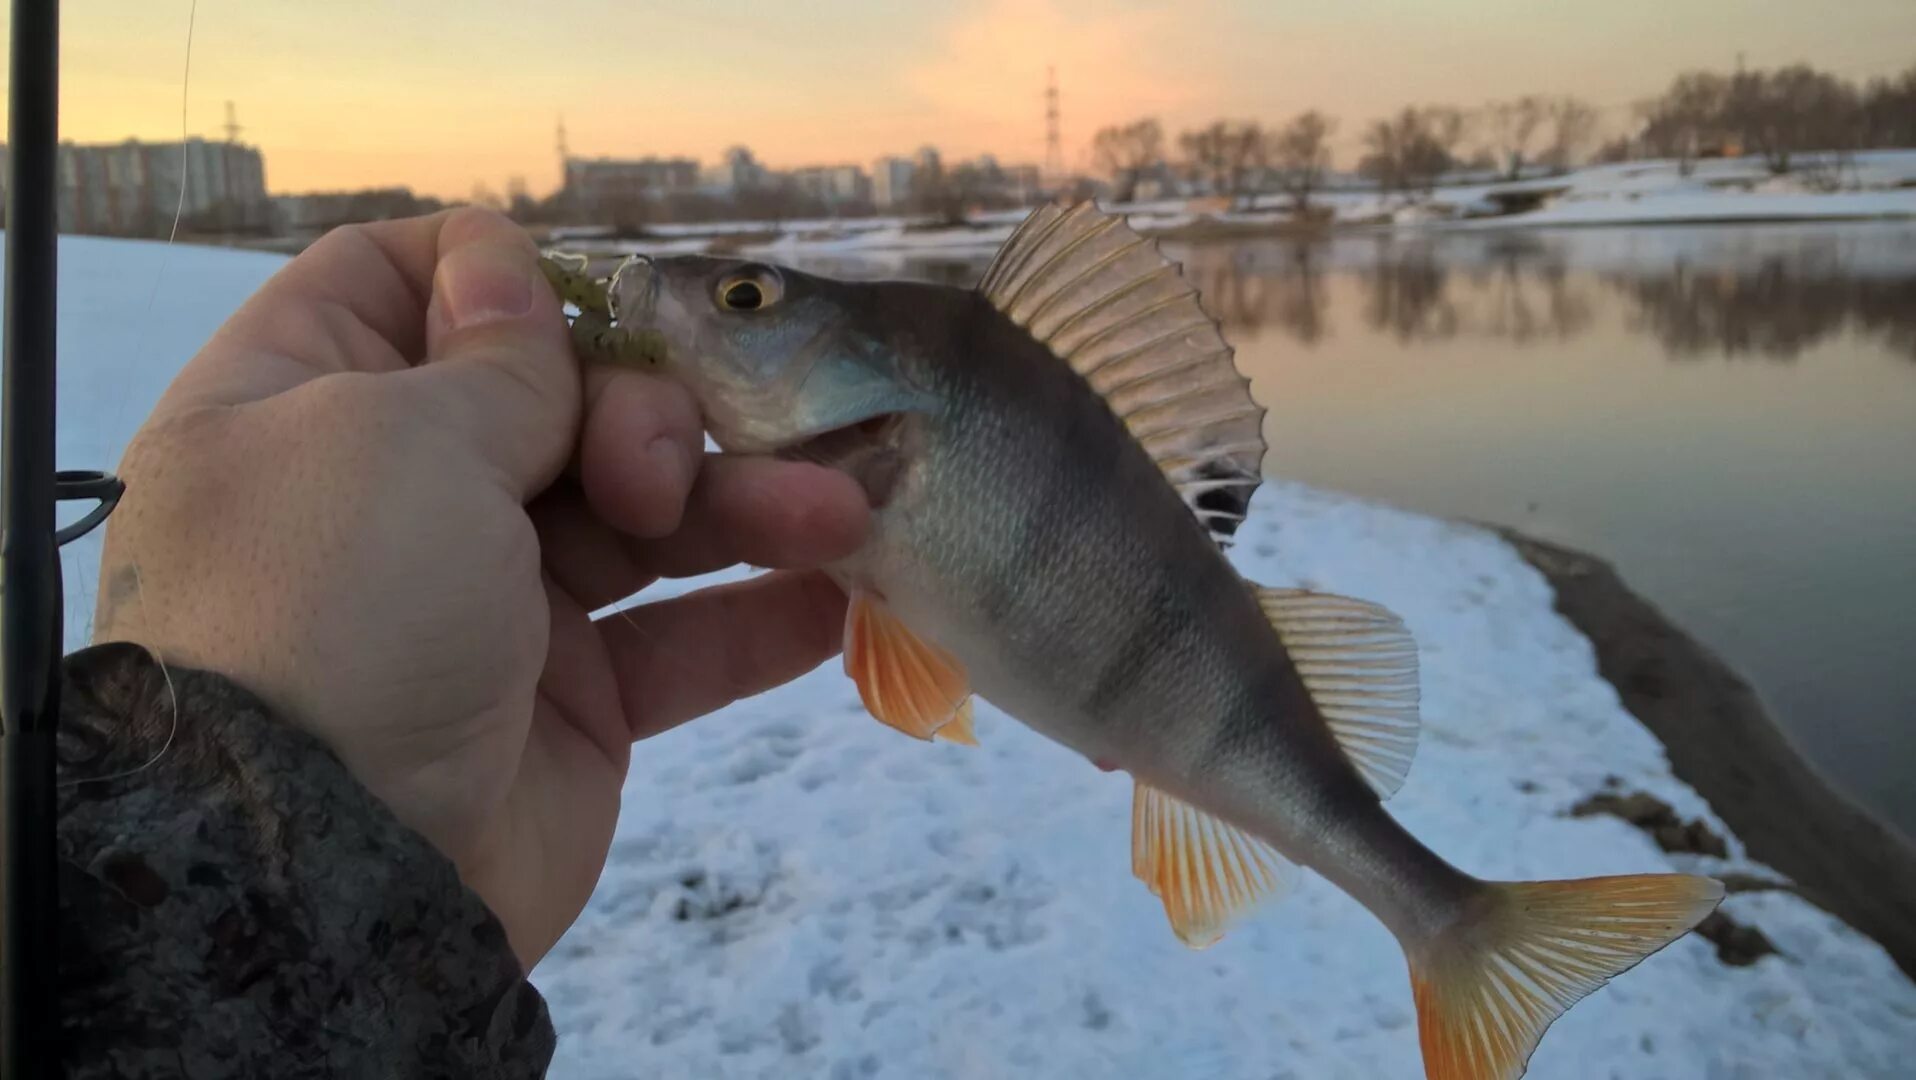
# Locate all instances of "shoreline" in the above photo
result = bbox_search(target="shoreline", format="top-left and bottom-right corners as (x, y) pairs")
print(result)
(1499, 527), (1916, 981)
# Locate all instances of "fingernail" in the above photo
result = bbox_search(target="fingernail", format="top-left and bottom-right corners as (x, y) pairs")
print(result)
(436, 245), (535, 332)
(648, 435), (689, 494)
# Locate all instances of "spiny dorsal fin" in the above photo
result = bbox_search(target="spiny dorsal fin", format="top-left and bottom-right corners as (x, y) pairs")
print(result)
(1256, 587), (1421, 798)
(978, 202), (1266, 544)
(1132, 781), (1299, 948)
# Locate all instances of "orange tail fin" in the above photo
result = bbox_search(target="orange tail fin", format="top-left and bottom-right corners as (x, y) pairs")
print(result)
(1408, 873), (1723, 1080)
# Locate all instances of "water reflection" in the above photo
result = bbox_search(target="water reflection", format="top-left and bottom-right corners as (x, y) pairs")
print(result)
(1470, 258), (1595, 345)
(1167, 230), (1916, 361)
(1613, 261), (1916, 362)
(779, 224), (1916, 363)
(1183, 244), (1331, 345)
(1362, 248), (1460, 344)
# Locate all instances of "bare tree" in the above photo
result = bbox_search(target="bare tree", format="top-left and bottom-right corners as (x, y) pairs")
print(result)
(1862, 65), (1916, 148)
(1421, 106), (1469, 187)
(1180, 122), (1231, 195)
(1361, 109), (1441, 196)
(1637, 71), (1730, 174)
(1362, 107), (1465, 195)
(1483, 95), (1548, 179)
(1539, 97), (1599, 171)
(1225, 123), (1267, 205)
(1179, 121), (1265, 205)
(1092, 119), (1165, 203)
(1359, 114), (1410, 196)
(1728, 65), (1860, 174)
(1270, 110), (1336, 216)
(1592, 134), (1636, 163)
(1636, 62), (1909, 177)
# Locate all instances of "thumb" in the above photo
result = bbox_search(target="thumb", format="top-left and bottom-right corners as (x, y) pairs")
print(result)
(413, 207), (581, 499)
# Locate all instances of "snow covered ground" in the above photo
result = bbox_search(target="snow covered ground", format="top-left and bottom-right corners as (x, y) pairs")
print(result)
(14, 234), (1916, 1078)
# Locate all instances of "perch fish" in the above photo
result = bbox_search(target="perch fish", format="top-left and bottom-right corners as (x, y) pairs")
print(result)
(540, 204), (1722, 1080)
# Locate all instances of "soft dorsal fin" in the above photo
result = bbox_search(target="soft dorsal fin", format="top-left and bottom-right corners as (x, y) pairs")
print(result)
(1255, 587), (1421, 798)
(978, 202), (1267, 544)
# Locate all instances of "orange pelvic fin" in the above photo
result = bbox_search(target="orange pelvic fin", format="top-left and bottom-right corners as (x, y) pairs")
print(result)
(843, 590), (976, 745)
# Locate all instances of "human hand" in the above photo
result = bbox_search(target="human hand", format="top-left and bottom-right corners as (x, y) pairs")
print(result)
(92, 207), (870, 966)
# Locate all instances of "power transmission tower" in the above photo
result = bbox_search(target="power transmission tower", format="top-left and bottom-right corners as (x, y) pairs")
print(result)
(1044, 66), (1063, 183)
(223, 101), (242, 143)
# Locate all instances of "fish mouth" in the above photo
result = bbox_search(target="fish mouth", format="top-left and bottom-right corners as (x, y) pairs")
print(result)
(772, 413), (909, 508)
(772, 412), (903, 468)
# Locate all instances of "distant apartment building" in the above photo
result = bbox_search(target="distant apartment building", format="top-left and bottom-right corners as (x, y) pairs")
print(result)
(789, 164), (870, 207)
(700, 146), (771, 196)
(273, 187), (441, 233)
(1000, 162), (1043, 197)
(562, 154), (700, 215)
(54, 137), (268, 235)
(870, 155), (916, 208)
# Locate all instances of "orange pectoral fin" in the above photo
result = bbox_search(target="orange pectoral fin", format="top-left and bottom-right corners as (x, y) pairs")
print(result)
(843, 590), (977, 744)
(934, 698), (980, 746)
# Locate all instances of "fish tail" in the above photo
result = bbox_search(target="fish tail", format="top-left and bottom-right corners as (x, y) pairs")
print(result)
(1405, 873), (1723, 1080)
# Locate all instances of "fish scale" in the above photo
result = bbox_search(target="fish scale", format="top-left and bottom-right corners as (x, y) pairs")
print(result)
(544, 202), (1725, 1080)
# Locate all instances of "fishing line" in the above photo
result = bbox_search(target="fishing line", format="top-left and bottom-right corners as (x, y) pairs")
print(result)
(58, 562), (181, 788)
(58, 0), (197, 783)
(599, 565), (815, 706)
(92, 0), (197, 488)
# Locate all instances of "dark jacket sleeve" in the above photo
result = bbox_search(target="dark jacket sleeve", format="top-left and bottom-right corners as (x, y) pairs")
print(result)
(56, 642), (555, 1079)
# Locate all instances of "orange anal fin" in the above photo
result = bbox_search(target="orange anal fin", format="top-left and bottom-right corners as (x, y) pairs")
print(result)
(843, 590), (974, 744)
(1132, 781), (1299, 949)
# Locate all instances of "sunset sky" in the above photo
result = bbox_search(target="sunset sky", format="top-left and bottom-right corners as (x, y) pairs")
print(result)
(21, 0), (1916, 200)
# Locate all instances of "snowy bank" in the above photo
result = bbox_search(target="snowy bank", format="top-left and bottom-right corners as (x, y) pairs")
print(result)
(531, 151), (1916, 260)
(540, 484), (1916, 1080)
(16, 234), (1916, 1078)
(1442, 189), (1916, 230)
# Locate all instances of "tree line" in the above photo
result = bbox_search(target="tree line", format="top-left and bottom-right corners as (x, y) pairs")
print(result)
(1632, 62), (1916, 177)
(1092, 112), (1338, 211)
(1089, 59), (1916, 205)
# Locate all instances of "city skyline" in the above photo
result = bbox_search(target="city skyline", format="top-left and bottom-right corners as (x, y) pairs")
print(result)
(28, 0), (1916, 200)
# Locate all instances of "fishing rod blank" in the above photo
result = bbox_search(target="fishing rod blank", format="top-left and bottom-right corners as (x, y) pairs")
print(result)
(5, 1), (126, 1075)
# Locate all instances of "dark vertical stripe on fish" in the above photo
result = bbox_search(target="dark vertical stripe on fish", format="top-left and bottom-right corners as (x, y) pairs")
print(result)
(1082, 574), (1182, 720)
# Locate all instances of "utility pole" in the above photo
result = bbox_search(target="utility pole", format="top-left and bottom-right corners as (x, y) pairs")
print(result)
(221, 101), (241, 234)
(556, 115), (571, 215)
(1044, 66), (1063, 185)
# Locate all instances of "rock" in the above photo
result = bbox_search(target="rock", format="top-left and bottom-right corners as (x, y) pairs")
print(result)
(1695, 911), (1780, 967)
(1569, 791), (1730, 858)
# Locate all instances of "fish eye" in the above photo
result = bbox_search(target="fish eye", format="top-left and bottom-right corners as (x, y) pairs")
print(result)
(716, 267), (783, 312)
